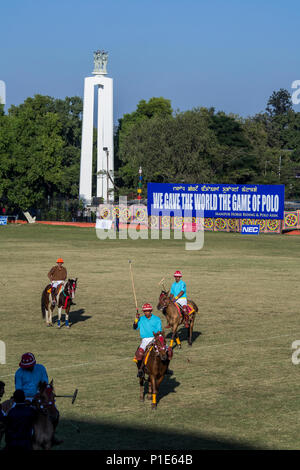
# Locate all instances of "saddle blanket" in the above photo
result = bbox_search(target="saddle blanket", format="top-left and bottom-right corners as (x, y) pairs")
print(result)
(144, 346), (153, 366)
(175, 302), (195, 316)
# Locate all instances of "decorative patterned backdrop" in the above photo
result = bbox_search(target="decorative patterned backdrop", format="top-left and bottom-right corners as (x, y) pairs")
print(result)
(97, 204), (300, 234)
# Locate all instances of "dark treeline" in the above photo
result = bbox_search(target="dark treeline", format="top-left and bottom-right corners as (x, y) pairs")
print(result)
(1, 89), (300, 214)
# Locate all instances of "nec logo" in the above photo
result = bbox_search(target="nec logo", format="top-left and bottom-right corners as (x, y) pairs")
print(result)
(241, 225), (260, 234)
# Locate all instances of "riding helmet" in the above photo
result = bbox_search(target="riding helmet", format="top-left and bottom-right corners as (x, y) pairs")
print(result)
(19, 352), (36, 369)
(174, 270), (182, 277)
(142, 303), (153, 312)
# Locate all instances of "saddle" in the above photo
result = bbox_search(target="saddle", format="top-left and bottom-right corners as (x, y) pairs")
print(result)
(143, 343), (154, 367)
(47, 284), (64, 305)
(174, 302), (195, 318)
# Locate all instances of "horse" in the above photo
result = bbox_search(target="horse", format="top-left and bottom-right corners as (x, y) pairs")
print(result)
(157, 290), (198, 348)
(41, 278), (78, 328)
(138, 331), (172, 409)
(0, 381), (59, 451)
(32, 380), (58, 450)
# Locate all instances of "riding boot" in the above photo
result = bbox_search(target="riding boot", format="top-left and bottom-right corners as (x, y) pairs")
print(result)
(182, 306), (189, 328)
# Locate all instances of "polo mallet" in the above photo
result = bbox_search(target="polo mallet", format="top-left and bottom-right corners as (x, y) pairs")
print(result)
(55, 388), (78, 404)
(158, 277), (167, 292)
(129, 260), (139, 315)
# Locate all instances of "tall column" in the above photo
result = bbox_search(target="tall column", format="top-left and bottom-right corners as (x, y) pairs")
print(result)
(79, 50), (114, 204)
(79, 77), (95, 204)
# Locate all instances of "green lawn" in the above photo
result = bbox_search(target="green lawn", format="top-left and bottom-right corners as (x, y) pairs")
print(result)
(0, 224), (300, 450)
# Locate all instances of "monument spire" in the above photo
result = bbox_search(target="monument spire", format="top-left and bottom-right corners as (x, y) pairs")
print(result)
(79, 50), (114, 204)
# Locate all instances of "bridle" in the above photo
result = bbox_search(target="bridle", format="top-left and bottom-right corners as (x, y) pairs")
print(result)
(158, 291), (171, 309)
(153, 332), (168, 361)
(68, 279), (77, 299)
(34, 384), (56, 415)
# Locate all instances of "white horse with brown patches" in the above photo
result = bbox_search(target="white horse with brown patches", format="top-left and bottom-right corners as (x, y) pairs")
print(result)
(41, 278), (77, 328)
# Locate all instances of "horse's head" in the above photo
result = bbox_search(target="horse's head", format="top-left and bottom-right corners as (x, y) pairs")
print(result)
(157, 290), (170, 310)
(153, 331), (168, 361)
(67, 278), (78, 299)
(34, 380), (56, 415)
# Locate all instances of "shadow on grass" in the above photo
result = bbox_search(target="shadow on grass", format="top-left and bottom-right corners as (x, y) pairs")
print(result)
(165, 328), (202, 346)
(52, 309), (92, 327)
(141, 374), (180, 404)
(55, 417), (260, 450)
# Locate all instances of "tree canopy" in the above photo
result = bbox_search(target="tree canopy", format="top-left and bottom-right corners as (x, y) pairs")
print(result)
(1, 89), (300, 213)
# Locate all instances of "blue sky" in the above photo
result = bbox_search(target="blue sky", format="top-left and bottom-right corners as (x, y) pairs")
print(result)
(1, 0), (299, 122)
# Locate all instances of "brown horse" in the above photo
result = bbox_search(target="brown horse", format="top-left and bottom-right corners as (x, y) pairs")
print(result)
(157, 291), (198, 348)
(41, 278), (77, 328)
(32, 380), (58, 450)
(138, 331), (172, 409)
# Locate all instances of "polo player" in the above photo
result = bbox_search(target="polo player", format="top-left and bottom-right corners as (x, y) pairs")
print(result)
(170, 270), (190, 327)
(48, 258), (67, 305)
(133, 303), (162, 378)
(15, 353), (62, 446)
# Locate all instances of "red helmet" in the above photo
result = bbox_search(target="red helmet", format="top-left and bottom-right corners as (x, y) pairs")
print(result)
(174, 270), (182, 277)
(142, 303), (153, 312)
(56, 258), (64, 264)
(19, 352), (36, 369)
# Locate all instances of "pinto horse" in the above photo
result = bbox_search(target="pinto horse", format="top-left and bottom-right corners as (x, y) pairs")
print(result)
(157, 290), (198, 348)
(32, 380), (58, 450)
(41, 278), (77, 328)
(138, 331), (172, 409)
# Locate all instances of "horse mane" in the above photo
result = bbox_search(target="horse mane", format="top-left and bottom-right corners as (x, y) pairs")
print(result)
(37, 381), (48, 393)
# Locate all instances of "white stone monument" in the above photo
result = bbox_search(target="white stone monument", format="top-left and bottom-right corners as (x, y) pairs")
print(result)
(79, 50), (114, 204)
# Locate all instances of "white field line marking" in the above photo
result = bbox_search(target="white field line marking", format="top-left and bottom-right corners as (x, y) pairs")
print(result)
(0, 332), (296, 380)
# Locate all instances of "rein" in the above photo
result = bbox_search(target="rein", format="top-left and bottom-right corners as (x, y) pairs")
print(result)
(153, 334), (167, 358)
(33, 386), (56, 413)
(60, 280), (76, 309)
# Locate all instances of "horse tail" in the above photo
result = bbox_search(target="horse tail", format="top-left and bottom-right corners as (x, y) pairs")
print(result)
(41, 288), (48, 319)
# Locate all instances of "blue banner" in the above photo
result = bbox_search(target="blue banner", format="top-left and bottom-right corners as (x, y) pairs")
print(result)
(147, 183), (285, 219)
(0, 216), (7, 226)
(241, 225), (260, 234)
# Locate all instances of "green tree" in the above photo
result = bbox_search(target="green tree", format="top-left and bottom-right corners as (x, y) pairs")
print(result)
(0, 94), (84, 211)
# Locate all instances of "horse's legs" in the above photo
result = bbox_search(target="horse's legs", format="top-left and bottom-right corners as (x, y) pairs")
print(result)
(170, 326), (177, 348)
(188, 314), (195, 346)
(46, 306), (53, 326)
(49, 305), (54, 326)
(147, 379), (152, 400)
(65, 305), (70, 328)
(175, 331), (181, 349)
(170, 326), (181, 349)
(139, 377), (144, 402)
(57, 307), (62, 328)
(150, 375), (157, 409)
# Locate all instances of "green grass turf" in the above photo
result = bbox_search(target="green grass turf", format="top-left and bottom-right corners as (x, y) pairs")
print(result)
(0, 224), (300, 449)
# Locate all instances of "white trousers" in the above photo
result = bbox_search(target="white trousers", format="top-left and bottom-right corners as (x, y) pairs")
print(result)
(139, 337), (154, 350)
(51, 280), (64, 289)
(176, 297), (187, 307)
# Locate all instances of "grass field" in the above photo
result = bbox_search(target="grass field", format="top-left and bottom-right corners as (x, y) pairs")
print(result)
(0, 223), (300, 450)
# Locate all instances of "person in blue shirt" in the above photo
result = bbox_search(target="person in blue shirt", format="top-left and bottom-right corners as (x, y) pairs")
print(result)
(15, 352), (62, 447)
(15, 353), (49, 401)
(133, 303), (162, 378)
(170, 270), (189, 327)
